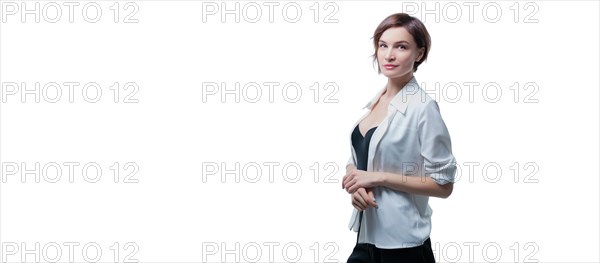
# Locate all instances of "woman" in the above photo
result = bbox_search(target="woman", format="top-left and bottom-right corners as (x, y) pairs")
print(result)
(342, 13), (457, 263)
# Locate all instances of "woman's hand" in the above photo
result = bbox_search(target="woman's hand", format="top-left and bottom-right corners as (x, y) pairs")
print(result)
(342, 167), (383, 194)
(343, 164), (357, 191)
(344, 165), (378, 210)
(351, 187), (377, 211)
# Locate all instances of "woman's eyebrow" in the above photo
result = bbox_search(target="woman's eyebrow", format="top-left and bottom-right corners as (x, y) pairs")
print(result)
(379, 40), (410, 44)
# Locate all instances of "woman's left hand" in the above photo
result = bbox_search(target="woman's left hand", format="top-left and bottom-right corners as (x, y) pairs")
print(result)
(342, 169), (382, 194)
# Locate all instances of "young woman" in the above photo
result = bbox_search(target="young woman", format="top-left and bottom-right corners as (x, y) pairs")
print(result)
(342, 13), (457, 263)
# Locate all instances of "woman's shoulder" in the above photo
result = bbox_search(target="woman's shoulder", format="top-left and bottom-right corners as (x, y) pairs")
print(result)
(403, 84), (439, 114)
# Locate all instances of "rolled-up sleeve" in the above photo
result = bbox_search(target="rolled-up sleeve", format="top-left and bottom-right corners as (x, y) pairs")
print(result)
(418, 101), (457, 185)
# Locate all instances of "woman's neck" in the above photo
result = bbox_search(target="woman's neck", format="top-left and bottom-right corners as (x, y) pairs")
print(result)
(383, 73), (414, 99)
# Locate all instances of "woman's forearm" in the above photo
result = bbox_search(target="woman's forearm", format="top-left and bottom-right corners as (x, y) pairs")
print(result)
(373, 172), (453, 198)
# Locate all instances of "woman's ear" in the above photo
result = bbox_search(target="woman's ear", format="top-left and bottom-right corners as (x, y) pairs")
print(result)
(416, 47), (425, 62)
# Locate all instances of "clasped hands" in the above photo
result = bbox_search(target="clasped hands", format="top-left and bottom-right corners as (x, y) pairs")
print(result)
(342, 164), (381, 211)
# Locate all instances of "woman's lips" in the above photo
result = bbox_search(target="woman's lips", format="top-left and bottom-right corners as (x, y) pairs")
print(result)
(384, 65), (398, 70)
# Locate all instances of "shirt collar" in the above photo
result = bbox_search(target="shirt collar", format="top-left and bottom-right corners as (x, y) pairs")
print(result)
(362, 76), (419, 114)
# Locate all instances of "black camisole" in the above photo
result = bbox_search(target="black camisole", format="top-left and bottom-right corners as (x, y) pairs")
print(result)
(351, 125), (378, 171)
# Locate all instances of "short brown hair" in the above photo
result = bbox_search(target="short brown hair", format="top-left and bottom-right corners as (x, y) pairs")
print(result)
(372, 13), (431, 73)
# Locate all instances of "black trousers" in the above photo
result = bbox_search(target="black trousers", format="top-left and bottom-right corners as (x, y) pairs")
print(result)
(347, 238), (436, 263)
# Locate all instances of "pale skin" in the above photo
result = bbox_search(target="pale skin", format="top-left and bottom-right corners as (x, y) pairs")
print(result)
(343, 27), (453, 212)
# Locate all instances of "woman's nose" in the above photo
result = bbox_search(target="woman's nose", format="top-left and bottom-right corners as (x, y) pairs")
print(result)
(385, 50), (395, 61)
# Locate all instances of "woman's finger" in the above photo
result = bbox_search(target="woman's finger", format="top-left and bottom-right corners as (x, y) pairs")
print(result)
(352, 201), (363, 211)
(352, 191), (367, 210)
(365, 189), (378, 208)
(348, 178), (361, 193)
(346, 179), (358, 193)
(342, 173), (352, 188)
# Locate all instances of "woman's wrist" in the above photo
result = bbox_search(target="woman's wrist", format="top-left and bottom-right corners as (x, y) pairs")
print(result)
(372, 172), (387, 187)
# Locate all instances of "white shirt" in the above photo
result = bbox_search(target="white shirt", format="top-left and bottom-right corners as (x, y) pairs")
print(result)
(347, 76), (457, 249)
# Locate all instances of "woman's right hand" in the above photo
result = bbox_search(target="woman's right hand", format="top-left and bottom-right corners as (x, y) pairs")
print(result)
(352, 188), (377, 211)
(345, 164), (377, 211)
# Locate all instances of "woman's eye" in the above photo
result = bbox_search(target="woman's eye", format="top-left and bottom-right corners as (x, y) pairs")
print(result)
(379, 44), (386, 48)
(398, 45), (406, 49)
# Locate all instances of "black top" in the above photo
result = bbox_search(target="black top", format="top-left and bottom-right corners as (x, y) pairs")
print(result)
(351, 125), (378, 171)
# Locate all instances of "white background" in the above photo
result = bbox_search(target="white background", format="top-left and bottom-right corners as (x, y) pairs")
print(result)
(1, 1), (599, 262)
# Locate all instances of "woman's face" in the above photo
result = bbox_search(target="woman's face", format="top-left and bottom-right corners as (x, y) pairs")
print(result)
(377, 27), (424, 79)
